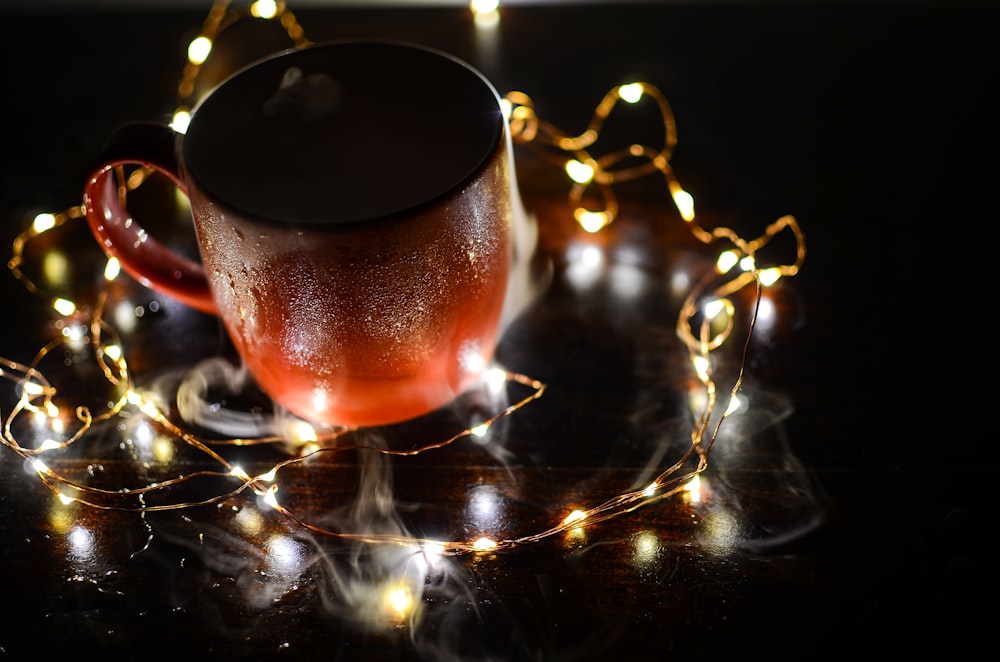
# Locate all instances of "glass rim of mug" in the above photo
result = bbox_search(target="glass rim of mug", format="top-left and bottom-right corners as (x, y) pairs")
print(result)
(182, 38), (508, 227)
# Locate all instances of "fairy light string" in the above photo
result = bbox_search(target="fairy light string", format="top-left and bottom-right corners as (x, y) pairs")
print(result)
(1, 0), (806, 556)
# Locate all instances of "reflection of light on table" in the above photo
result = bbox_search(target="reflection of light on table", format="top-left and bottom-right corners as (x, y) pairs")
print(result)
(67, 525), (96, 564)
(631, 530), (661, 568)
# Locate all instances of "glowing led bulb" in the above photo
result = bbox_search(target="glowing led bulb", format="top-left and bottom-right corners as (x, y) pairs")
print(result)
(262, 485), (280, 509)
(485, 367), (508, 393)
(671, 187), (695, 222)
(575, 209), (609, 233)
(251, 0), (277, 19)
(724, 395), (743, 416)
(693, 355), (711, 381)
(38, 439), (62, 452)
(563, 510), (586, 526)
(703, 298), (726, 320)
(32, 213), (56, 233)
(170, 109), (191, 134)
(565, 159), (595, 184)
(103, 256), (121, 281)
(52, 297), (76, 316)
(473, 537), (497, 552)
(716, 250), (739, 273)
(684, 475), (702, 503)
(187, 36), (212, 65)
(230, 466), (251, 481)
(618, 82), (643, 103)
(759, 267), (782, 286)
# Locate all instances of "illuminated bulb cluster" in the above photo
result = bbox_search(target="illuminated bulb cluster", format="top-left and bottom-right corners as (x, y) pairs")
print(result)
(1, 0), (806, 557)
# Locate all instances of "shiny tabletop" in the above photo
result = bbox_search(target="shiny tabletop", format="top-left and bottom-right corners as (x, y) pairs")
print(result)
(1, 1), (995, 660)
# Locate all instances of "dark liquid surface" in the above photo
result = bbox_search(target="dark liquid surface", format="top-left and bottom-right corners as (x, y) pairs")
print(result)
(183, 40), (504, 225)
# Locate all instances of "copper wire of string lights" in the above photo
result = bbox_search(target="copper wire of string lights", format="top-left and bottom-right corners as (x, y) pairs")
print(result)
(1, 0), (805, 556)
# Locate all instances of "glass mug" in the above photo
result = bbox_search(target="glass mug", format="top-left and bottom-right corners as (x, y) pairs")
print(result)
(84, 40), (522, 428)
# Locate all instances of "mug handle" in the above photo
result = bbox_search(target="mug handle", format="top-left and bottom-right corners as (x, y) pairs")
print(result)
(83, 121), (217, 315)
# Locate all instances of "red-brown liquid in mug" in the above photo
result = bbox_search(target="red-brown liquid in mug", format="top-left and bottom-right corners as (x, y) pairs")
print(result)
(181, 41), (513, 426)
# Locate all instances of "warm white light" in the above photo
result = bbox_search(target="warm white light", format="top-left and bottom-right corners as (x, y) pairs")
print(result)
(287, 420), (318, 444)
(38, 439), (62, 452)
(618, 82), (643, 103)
(250, 0), (277, 19)
(693, 355), (711, 381)
(21, 381), (45, 397)
(724, 395), (742, 416)
(470, 423), (490, 437)
(103, 344), (122, 362)
(716, 250), (739, 273)
(52, 297), (76, 316)
(386, 585), (414, 619)
(262, 485), (280, 509)
(170, 109), (191, 134)
(671, 187), (695, 221)
(575, 209), (608, 233)
(471, 0), (499, 14)
(32, 213), (56, 233)
(422, 541), (447, 558)
(642, 482), (658, 497)
(759, 267), (782, 286)
(187, 36), (212, 65)
(563, 509), (586, 526)
(104, 256), (121, 281)
(565, 159), (594, 184)
(739, 255), (756, 272)
(485, 366), (507, 393)
(703, 298), (726, 320)
(473, 537), (497, 551)
(685, 474), (702, 503)
(230, 466), (251, 481)
(138, 398), (161, 418)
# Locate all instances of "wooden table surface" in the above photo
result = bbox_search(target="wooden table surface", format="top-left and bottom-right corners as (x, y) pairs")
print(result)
(1, 1), (996, 659)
